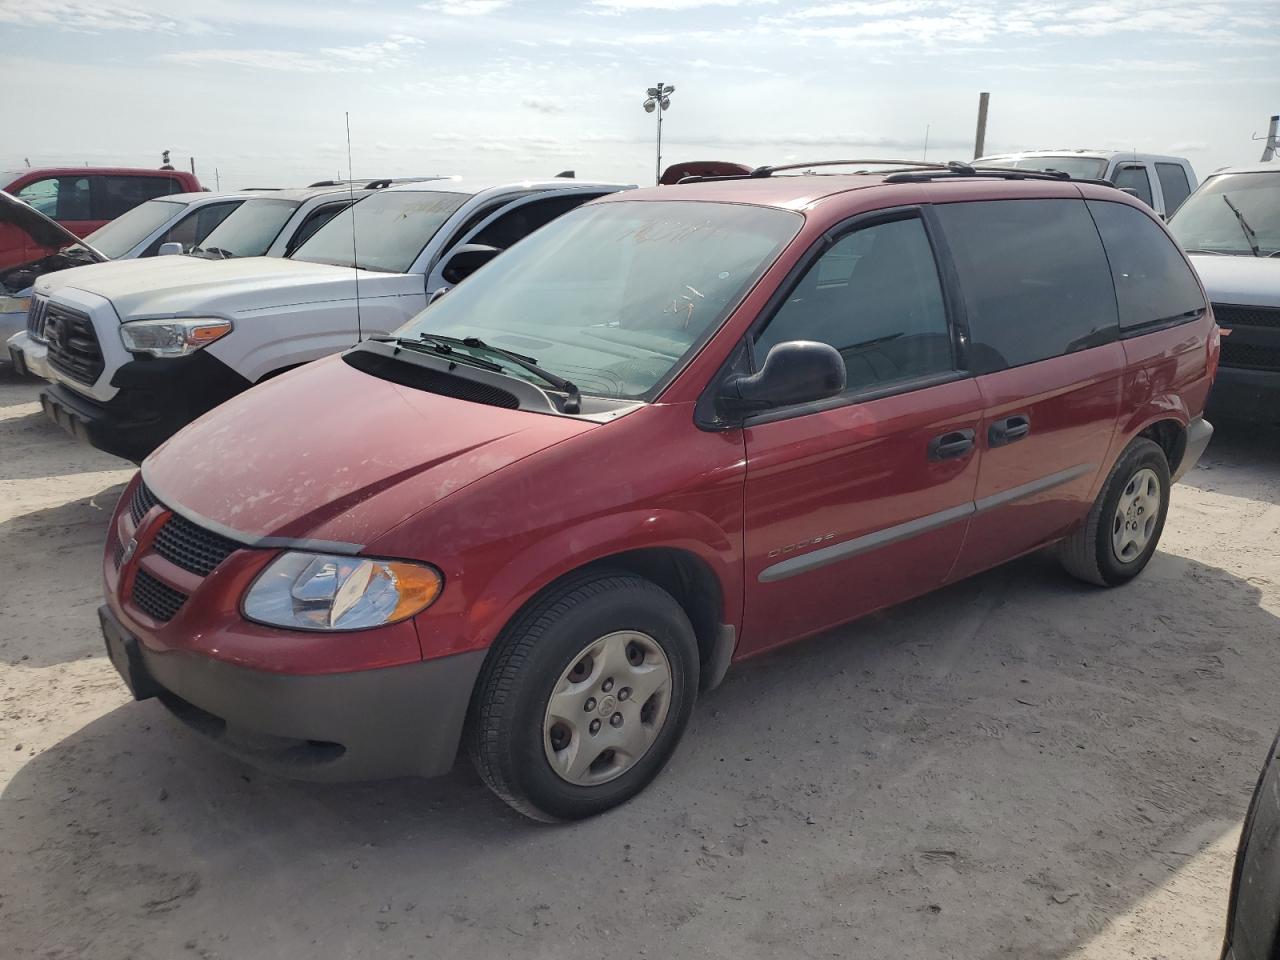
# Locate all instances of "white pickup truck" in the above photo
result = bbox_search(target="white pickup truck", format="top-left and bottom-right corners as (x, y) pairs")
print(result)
(32, 177), (632, 461)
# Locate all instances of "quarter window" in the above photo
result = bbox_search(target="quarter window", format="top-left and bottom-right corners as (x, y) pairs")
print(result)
(1155, 163), (1192, 215)
(935, 199), (1118, 372)
(101, 176), (181, 219)
(1113, 165), (1154, 208)
(143, 201), (242, 255)
(1087, 200), (1205, 332)
(754, 216), (953, 394)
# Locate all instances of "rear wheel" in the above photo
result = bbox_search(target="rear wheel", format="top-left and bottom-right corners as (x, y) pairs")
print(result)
(468, 571), (699, 821)
(1057, 437), (1171, 586)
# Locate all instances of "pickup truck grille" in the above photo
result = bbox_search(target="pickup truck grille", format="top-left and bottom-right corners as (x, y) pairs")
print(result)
(45, 304), (104, 385)
(26, 296), (49, 340)
(1214, 304), (1280, 330)
(120, 481), (246, 623)
(1219, 341), (1280, 372)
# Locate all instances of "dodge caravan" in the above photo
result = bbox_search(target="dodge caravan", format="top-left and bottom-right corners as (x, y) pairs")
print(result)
(98, 161), (1217, 820)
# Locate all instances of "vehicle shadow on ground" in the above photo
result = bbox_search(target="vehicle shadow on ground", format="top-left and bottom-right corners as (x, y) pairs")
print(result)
(1181, 418), (1280, 504)
(0, 482), (129, 667)
(2, 549), (1272, 959)
(0, 377), (133, 480)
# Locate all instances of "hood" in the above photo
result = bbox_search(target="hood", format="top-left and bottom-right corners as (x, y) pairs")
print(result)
(34, 255), (420, 319)
(0, 189), (106, 294)
(142, 354), (593, 547)
(1189, 254), (1280, 308)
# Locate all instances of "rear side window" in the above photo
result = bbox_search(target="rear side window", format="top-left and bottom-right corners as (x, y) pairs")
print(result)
(472, 193), (603, 250)
(1155, 163), (1192, 215)
(1087, 200), (1205, 333)
(17, 176), (91, 220)
(935, 199), (1117, 372)
(100, 176), (181, 219)
(1113, 165), (1154, 208)
(755, 215), (953, 394)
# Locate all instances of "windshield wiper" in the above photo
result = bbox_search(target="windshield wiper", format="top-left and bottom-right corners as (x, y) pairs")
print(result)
(1222, 194), (1262, 257)
(419, 334), (582, 413)
(369, 336), (504, 373)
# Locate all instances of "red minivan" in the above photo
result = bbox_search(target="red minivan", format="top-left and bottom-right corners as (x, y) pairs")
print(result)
(99, 161), (1217, 820)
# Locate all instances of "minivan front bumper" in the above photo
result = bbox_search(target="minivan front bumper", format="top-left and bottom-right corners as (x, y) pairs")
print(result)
(100, 604), (486, 782)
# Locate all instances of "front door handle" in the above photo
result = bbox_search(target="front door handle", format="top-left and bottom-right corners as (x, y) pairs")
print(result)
(928, 428), (976, 461)
(989, 414), (1030, 447)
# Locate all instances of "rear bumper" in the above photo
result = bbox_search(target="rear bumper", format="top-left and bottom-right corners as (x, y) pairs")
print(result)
(1208, 367), (1280, 424)
(1173, 416), (1213, 483)
(101, 604), (487, 782)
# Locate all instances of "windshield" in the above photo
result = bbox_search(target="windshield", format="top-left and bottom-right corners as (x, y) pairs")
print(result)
(291, 190), (469, 273)
(191, 198), (300, 259)
(86, 199), (186, 259)
(975, 156), (1108, 179)
(1169, 171), (1280, 257)
(395, 200), (803, 401)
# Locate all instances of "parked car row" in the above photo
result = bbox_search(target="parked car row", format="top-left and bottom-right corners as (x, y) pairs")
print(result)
(44, 157), (1215, 821)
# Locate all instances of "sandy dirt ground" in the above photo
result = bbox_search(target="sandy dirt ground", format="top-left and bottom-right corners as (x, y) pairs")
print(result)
(2, 365), (1278, 960)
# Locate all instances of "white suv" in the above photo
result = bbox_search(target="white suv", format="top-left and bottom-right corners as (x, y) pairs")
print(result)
(975, 150), (1198, 218)
(33, 177), (633, 461)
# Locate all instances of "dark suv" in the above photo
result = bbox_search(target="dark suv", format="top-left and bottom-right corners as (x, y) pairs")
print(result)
(100, 160), (1217, 820)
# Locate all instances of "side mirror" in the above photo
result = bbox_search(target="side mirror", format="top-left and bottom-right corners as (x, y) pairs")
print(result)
(427, 285), (451, 306)
(719, 340), (846, 416)
(157, 242), (184, 256)
(440, 243), (501, 285)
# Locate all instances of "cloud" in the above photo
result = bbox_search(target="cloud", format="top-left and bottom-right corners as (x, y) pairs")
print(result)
(0, 0), (209, 33)
(589, 0), (772, 11)
(160, 34), (423, 73)
(418, 0), (510, 13)
(522, 96), (565, 114)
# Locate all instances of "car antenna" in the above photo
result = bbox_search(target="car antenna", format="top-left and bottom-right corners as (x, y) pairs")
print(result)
(346, 111), (363, 344)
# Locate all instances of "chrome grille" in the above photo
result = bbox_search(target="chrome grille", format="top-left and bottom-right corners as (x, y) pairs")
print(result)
(26, 296), (49, 340)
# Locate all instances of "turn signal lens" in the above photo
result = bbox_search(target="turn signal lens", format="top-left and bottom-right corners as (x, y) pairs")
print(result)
(243, 551), (443, 631)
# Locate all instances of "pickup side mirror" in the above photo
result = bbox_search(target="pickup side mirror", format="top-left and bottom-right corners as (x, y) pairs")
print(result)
(439, 243), (501, 285)
(719, 340), (846, 416)
(157, 242), (184, 257)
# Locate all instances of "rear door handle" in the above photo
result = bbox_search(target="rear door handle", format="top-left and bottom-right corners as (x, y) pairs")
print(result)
(989, 414), (1030, 447)
(928, 428), (976, 461)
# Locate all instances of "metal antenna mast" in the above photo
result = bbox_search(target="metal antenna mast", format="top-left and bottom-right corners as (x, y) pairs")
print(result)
(346, 112), (363, 344)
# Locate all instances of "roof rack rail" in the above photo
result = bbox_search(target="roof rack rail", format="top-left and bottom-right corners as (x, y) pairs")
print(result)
(883, 161), (1076, 184)
(677, 159), (954, 184)
(675, 158), (1124, 189)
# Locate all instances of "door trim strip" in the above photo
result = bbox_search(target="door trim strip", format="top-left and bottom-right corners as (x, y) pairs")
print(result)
(757, 462), (1096, 583)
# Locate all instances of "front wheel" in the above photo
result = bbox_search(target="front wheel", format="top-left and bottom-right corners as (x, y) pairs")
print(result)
(1057, 437), (1171, 586)
(467, 571), (699, 821)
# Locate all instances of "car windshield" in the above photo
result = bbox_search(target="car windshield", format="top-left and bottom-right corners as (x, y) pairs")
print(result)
(190, 198), (300, 259)
(1168, 171), (1280, 257)
(395, 199), (803, 401)
(975, 156), (1108, 179)
(86, 198), (186, 259)
(291, 190), (469, 273)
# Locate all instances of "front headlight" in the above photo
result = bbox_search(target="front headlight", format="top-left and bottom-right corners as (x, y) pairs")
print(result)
(0, 296), (31, 315)
(243, 552), (443, 631)
(120, 317), (232, 358)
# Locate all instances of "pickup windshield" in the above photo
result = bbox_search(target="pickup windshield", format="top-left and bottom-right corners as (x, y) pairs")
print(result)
(1169, 171), (1280, 257)
(974, 156), (1108, 179)
(86, 199), (188, 259)
(395, 200), (802, 401)
(191, 198), (300, 259)
(291, 190), (469, 273)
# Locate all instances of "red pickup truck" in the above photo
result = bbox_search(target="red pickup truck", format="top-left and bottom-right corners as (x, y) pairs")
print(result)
(1, 167), (203, 238)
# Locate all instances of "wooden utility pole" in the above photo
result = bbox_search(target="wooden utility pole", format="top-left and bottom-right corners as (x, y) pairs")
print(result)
(973, 92), (990, 160)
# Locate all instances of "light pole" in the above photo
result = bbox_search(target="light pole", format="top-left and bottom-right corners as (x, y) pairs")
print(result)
(643, 81), (674, 185)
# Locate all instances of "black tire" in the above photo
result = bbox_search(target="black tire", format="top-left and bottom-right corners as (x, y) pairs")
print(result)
(467, 570), (699, 821)
(1057, 437), (1171, 586)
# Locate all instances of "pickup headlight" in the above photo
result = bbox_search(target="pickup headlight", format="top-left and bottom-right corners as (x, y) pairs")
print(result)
(242, 552), (443, 631)
(120, 317), (232, 358)
(0, 296), (31, 314)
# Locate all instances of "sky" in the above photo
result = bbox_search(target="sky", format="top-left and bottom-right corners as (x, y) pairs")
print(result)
(1, 0), (1276, 189)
